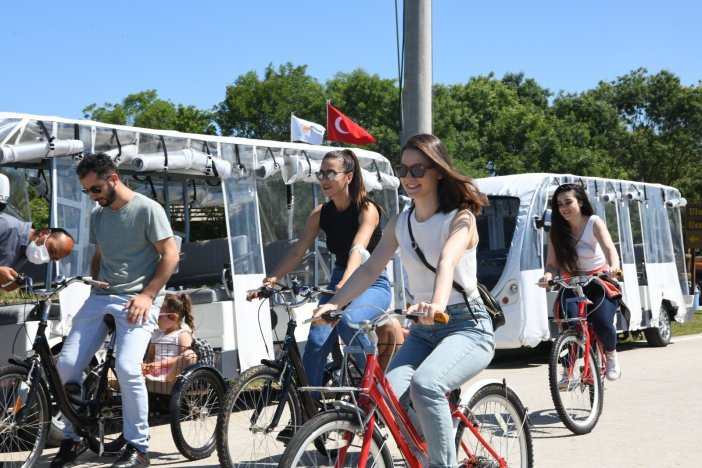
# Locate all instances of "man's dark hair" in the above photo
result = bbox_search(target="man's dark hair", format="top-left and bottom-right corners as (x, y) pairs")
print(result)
(76, 153), (118, 179)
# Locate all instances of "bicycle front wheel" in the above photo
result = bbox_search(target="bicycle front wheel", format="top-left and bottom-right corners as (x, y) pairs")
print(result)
(279, 410), (393, 467)
(216, 364), (302, 468)
(548, 330), (604, 434)
(456, 383), (534, 468)
(0, 364), (50, 468)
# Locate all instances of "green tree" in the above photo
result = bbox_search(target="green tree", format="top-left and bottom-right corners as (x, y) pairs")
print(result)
(593, 69), (702, 200)
(433, 74), (555, 178)
(83, 90), (216, 134)
(215, 63), (326, 140)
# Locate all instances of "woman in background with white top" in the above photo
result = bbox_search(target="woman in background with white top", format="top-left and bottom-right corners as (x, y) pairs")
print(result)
(539, 183), (622, 381)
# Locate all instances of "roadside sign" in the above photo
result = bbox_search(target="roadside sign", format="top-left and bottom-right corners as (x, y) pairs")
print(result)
(686, 204), (702, 249)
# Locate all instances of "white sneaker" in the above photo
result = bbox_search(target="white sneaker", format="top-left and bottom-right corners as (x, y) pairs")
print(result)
(605, 352), (621, 381)
(557, 370), (572, 390)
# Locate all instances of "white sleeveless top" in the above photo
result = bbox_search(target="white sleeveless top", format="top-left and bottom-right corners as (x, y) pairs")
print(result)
(395, 209), (478, 305)
(576, 216), (607, 273)
(151, 326), (192, 360)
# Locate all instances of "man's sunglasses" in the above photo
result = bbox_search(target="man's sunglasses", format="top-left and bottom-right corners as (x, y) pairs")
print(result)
(394, 164), (434, 178)
(81, 176), (113, 195)
(315, 170), (350, 181)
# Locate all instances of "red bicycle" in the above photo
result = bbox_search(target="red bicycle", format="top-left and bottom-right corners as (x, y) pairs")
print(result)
(543, 275), (609, 435)
(279, 310), (534, 467)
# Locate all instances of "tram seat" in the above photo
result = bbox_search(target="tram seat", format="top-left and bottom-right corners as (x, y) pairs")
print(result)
(168, 236), (250, 303)
(263, 239), (316, 284)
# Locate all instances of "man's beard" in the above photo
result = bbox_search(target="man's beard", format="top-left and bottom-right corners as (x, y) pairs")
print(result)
(99, 185), (118, 207)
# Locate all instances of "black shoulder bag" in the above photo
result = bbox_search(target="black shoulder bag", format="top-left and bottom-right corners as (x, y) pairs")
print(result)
(406, 207), (506, 330)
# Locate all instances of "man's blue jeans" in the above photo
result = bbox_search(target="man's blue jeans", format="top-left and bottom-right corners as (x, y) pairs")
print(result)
(55, 293), (158, 452)
(302, 267), (391, 388)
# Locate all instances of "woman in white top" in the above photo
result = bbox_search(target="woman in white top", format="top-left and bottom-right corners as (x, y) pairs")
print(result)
(313, 134), (495, 467)
(539, 183), (622, 380)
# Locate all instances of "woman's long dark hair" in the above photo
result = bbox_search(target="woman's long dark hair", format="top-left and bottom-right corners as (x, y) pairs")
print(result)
(549, 183), (595, 275)
(323, 149), (382, 214)
(401, 134), (488, 215)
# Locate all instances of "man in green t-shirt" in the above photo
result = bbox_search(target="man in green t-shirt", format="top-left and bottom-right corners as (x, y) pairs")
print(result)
(52, 153), (179, 468)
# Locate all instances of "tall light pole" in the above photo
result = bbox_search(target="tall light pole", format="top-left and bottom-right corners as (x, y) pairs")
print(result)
(401, 0), (432, 145)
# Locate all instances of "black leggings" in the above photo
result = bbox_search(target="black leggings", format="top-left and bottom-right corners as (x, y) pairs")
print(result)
(561, 282), (619, 352)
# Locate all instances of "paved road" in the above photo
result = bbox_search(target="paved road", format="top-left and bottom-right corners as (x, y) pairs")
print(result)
(37, 334), (702, 467)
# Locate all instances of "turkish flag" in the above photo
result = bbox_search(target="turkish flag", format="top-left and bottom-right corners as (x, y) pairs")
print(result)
(326, 103), (376, 145)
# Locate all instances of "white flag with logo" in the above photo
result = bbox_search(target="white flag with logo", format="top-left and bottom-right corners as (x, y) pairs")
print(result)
(291, 114), (325, 145)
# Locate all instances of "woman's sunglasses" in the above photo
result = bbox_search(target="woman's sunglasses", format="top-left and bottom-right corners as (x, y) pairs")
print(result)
(81, 176), (113, 195)
(315, 170), (350, 181)
(394, 164), (434, 178)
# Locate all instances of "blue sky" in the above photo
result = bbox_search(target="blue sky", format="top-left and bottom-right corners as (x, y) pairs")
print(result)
(3, 0), (700, 120)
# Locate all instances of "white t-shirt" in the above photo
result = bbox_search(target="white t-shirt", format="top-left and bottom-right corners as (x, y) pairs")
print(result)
(395, 209), (479, 305)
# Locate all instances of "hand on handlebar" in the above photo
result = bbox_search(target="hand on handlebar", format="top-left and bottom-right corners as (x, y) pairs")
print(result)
(406, 302), (449, 324)
(537, 272), (553, 288)
(309, 303), (341, 325)
(247, 276), (278, 301)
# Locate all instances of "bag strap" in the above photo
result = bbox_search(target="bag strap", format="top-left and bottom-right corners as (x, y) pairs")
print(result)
(406, 206), (475, 316)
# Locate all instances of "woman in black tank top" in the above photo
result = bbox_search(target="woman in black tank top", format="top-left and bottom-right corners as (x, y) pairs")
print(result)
(247, 149), (393, 389)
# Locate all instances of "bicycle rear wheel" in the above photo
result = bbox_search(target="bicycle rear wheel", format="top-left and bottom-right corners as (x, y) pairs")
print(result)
(456, 383), (533, 468)
(170, 366), (226, 460)
(279, 410), (393, 467)
(548, 330), (604, 434)
(216, 364), (302, 468)
(0, 364), (50, 468)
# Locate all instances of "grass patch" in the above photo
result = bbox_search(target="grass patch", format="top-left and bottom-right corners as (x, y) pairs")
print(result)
(672, 309), (702, 336)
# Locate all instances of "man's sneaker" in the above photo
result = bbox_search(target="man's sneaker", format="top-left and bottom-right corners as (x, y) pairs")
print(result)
(111, 444), (150, 468)
(50, 439), (85, 468)
(605, 351), (621, 381)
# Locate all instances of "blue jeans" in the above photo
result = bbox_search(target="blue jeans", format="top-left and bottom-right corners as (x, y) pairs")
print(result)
(55, 294), (159, 452)
(386, 301), (495, 468)
(562, 281), (619, 352)
(302, 267), (391, 388)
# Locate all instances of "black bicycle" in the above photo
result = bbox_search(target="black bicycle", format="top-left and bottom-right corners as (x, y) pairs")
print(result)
(216, 277), (361, 467)
(0, 274), (226, 467)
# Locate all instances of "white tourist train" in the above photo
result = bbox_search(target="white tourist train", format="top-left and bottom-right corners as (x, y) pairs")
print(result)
(475, 173), (694, 349)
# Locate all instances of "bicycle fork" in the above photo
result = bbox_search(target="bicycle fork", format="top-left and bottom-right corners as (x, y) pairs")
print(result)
(13, 359), (41, 423)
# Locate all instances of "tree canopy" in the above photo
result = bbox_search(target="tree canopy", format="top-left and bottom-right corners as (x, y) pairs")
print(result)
(82, 66), (702, 203)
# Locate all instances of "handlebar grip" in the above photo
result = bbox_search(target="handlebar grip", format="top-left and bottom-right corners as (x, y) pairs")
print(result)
(434, 311), (449, 324)
(407, 311), (450, 324)
(80, 277), (109, 289)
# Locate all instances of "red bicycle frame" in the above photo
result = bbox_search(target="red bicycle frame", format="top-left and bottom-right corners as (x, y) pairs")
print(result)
(343, 343), (506, 468)
(554, 281), (606, 384)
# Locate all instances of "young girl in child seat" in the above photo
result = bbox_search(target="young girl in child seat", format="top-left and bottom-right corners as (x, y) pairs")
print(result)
(142, 293), (198, 383)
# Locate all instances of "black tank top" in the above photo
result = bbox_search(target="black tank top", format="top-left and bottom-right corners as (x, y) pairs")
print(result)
(319, 201), (382, 268)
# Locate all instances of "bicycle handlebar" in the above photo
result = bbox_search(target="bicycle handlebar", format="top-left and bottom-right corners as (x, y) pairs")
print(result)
(7, 273), (110, 296)
(537, 273), (616, 289)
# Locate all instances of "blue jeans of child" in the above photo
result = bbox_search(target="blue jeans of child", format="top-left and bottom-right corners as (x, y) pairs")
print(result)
(302, 267), (391, 388)
(55, 293), (159, 452)
(386, 301), (495, 468)
(561, 281), (619, 352)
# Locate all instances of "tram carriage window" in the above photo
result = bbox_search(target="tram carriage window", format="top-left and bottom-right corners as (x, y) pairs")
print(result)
(476, 196), (520, 289)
